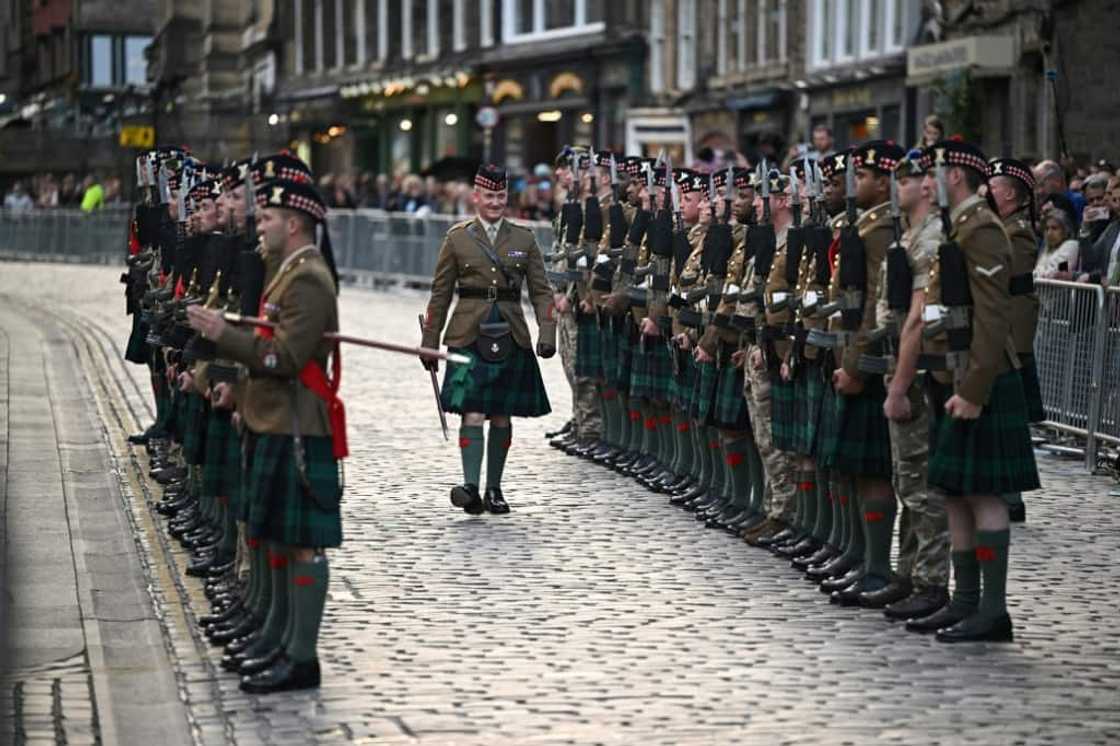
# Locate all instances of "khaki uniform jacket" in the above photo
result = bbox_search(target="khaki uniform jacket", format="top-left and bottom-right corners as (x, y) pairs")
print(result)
(699, 221), (750, 355)
(923, 194), (1017, 406)
(217, 247), (339, 436)
(671, 223), (708, 338)
(1003, 209), (1040, 354)
(602, 202), (640, 317)
(422, 217), (556, 351)
(762, 229), (794, 361)
(829, 202), (893, 380)
(588, 192), (616, 307)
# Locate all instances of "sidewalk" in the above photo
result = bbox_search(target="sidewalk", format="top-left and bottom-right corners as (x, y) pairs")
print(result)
(0, 294), (191, 746)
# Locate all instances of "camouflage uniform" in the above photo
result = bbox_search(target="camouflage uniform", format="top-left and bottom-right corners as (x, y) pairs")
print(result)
(879, 212), (949, 589)
(555, 207), (603, 441)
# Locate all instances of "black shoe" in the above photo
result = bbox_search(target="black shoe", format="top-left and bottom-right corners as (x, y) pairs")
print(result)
(936, 612), (1014, 643)
(754, 527), (796, 549)
(728, 511), (765, 533)
(773, 536), (820, 559)
(858, 577), (913, 609)
(154, 466), (188, 485)
(668, 485), (698, 506)
(805, 552), (860, 582)
(186, 553), (218, 577)
(208, 614), (259, 645)
(128, 430), (153, 445)
(239, 655), (321, 694)
(450, 484), (485, 515)
(884, 586), (949, 621)
(483, 487), (510, 515)
(793, 543), (836, 571)
(819, 567), (863, 594)
(1009, 503), (1026, 523)
(238, 646), (284, 676)
(206, 557), (236, 579)
(545, 420), (573, 439)
(905, 603), (973, 634)
(830, 573), (888, 606)
(224, 629), (262, 656)
(199, 602), (244, 627)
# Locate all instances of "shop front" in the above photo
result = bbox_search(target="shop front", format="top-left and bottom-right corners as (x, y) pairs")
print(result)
(806, 76), (911, 151)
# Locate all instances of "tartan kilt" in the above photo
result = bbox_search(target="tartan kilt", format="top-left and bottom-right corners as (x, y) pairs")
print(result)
(689, 360), (719, 423)
(816, 381), (841, 461)
(670, 354), (696, 412)
(440, 344), (551, 418)
(124, 314), (149, 365)
(712, 364), (749, 430)
(770, 373), (798, 453)
(820, 376), (892, 478)
(575, 314), (603, 380)
(600, 322), (618, 388)
(228, 431), (247, 519)
(613, 321), (635, 395)
(201, 409), (239, 498)
(243, 432), (343, 548)
(169, 389), (186, 445)
(928, 371), (1041, 496)
(791, 361), (827, 456)
(629, 342), (672, 402)
(181, 394), (209, 466)
(1018, 354), (1045, 424)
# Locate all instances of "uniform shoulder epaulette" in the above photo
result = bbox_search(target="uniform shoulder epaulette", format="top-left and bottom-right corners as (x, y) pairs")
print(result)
(506, 220), (534, 235)
(448, 218), (474, 234)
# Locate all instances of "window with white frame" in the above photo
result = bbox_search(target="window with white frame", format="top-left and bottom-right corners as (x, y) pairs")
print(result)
(810, 0), (915, 69)
(403, 0), (438, 59)
(502, 0), (605, 44)
(453, 0), (467, 52)
(649, 0), (666, 93)
(481, 0), (494, 47)
(717, 0), (728, 76)
(677, 0), (696, 90)
(730, 0), (786, 71)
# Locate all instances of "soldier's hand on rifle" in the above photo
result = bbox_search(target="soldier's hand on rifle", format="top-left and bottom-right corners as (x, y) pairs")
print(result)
(731, 349), (747, 368)
(640, 318), (661, 338)
(212, 382), (235, 409)
(536, 341), (556, 359)
(883, 391), (912, 422)
(177, 371), (193, 393)
(945, 394), (981, 420)
(750, 347), (765, 371)
(186, 305), (226, 341)
(832, 368), (865, 396)
(554, 293), (572, 315)
(674, 332), (692, 351)
(579, 299), (594, 314)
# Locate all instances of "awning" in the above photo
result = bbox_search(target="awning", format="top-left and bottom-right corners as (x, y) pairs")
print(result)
(906, 35), (1017, 85)
(725, 89), (783, 111)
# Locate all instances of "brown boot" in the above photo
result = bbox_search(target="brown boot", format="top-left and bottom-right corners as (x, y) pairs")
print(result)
(741, 517), (780, 542)
(745, 519), (788, 547)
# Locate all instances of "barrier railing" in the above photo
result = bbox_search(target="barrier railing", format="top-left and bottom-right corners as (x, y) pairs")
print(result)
(0, 207), (555, 284)
(1034, 279), (1120, 472)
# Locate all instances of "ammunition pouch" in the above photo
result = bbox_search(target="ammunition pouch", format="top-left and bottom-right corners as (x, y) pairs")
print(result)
(922, 305), (970, 340)
(767, 291), (792, 313)
(867, 321), (899, 345)
(685, 286), (709, 305)
(590, 275), (613, 292)
(668, 294), (687, 310)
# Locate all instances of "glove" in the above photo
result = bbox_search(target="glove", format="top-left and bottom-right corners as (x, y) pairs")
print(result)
(421, 354), (439, 373)
(536, 342), (556, 359)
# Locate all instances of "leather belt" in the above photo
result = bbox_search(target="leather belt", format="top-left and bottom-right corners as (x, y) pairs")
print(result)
(917, 352), (968, 371)
(677, 308), (704, 328)
(590, 276), (612, 292)
(711, 314), (733, 329)
(457, 286), (520, 302)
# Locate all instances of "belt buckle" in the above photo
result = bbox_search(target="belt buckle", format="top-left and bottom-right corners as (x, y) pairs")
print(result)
(487, 286), (499, 303)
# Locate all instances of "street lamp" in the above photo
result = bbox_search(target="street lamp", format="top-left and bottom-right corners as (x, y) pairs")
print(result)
(268, 113), (280, 126)
(399, 118), (413, 131)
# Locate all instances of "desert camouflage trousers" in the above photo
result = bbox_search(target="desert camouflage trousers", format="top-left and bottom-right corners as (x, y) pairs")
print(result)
(887, 380), (949, 588)
(744, 347), (797, 522)
(559, 310), (602, 441)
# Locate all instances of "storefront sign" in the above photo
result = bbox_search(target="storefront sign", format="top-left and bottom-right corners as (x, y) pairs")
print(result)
(907, 36), (1016, 81)
(831, 87), (872, 110)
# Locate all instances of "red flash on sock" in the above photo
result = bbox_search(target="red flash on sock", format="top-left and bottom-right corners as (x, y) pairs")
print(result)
(838, 494), (849, 506)
(708, 441), (721, 450)
(629, 410), (642, 422)
(658, 415), (672, 426)
(676, 422), (690, 432)
(975, 546), (996, 562)
(864, 511), (886, 522)
(267, 552), (289, 570)
(293, 575), (315, 587)
(725, 452), (744, 467)
(459, 437), (472, 448)
(246, 538), (261, 550)
(798, 481), (815, 492)
(644, 418), (657, 431)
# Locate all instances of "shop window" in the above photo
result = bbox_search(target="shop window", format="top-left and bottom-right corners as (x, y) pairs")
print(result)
(90, 35), (112, 88)
(677, 0), (696, 90)
(502, 0), (605, 44)
(124, 37), (149, 86)
(810, 0), (916, 69)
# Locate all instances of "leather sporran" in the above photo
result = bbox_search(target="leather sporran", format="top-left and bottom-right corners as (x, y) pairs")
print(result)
(475, 321), (513, 363)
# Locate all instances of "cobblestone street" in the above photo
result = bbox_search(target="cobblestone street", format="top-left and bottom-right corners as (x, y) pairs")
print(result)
(2, 262), (1119, 745)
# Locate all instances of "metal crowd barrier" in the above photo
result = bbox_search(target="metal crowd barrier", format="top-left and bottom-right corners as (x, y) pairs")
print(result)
(0, 207), (132, 263)
(1034, 279), (1120, 471)
(0, 207), (554, 284)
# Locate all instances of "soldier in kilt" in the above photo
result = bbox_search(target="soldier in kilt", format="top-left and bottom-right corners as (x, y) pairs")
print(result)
(817, 142), (904, 606)
(870, 151), (951, 619)
(421, 165), (557, 516)
(988, 157), (1043, 523)
(188, 176), (346, 693)
(903, 140), (1040, 643)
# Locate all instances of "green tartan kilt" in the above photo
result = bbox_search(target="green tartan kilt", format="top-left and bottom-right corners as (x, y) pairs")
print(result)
(1018, 353), (1045, 424)
(816, 380), (841, 460)
(629, 341), (672, 402)
(575, 314), (603, 380)
(670, 354), (696, 412)
(820, 376), (892, 478)
(689, 360), (719, 423)
(440, 345), (551, 418)
(201, 409), (239, 499)
(791, 361), (827, 456)
(124, 314), (149, 365)
(228, 431), (246, 519)
(181, 394), (209, 466)
(770, 373), (798, 453)
(713, 364), (749, 430)
(243, 432), (343, 548)
(928, 371), (1041, 496)
(600, 322), (618, 388)
(613, 321), (634, 395)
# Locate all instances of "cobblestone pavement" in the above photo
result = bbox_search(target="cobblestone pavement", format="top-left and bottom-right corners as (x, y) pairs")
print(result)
(2, 262), (1119, 745)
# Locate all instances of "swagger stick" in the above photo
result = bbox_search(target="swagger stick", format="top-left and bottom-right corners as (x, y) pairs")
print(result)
(419, 314), (451, 441)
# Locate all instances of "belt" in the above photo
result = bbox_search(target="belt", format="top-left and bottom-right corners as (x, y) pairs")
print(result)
(730, 314), (755, 332)
(677, 308), (704, 329)
(1009, 273), (1034, 296)
(857, 354), (892, 375)
(917, 351), (968, 371)
(590, 276), (612, 292)
(457, 286), (520, 302)
(711, 313), (733, 329)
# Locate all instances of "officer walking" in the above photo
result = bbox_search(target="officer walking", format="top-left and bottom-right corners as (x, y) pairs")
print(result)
(421, 165), (557, 515)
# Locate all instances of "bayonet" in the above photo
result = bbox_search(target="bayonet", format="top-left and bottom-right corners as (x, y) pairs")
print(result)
(662, 151), (672, 211)
(845, 153), (858, 227)
(609, 152), (619, 201)
(790, 165), (802, 229)
(724, 163), (735, 222)
(760, 159), (772, 224)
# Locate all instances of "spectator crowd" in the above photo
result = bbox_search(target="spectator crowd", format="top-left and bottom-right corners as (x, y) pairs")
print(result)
(1, 173), (123, 212)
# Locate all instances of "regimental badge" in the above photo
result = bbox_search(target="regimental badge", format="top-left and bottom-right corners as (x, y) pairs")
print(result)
(935, 148), (947, 166)
(270, 186), (285, 205)
(264, 159), (276, 178)
(490, 342), (500, 354)
(866, 149), (877, 164)
(991, 161), (1004, 175)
